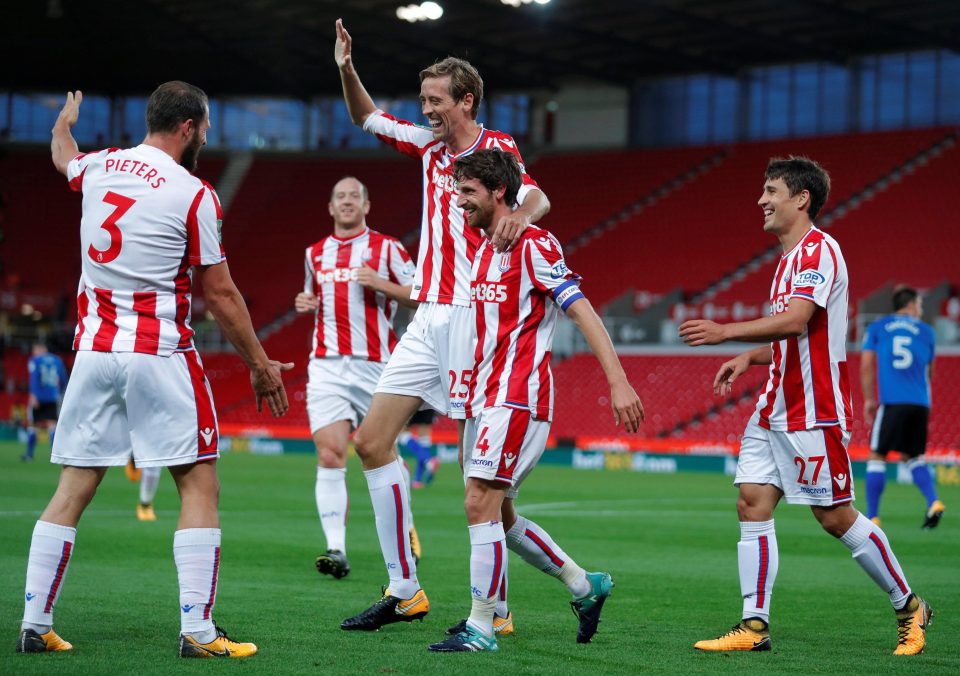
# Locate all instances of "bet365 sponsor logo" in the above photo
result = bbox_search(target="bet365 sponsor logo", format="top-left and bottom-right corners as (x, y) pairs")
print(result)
(471, 281), (508, 303)
(316, 267), (359, 284)
(770, 292), (790, 316)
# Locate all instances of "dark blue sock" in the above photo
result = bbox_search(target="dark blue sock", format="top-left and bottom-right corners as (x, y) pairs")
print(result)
(404, 436), (430, 482)
(25, 428), (38, 459)
(865, 461), (886, 519)
(908, 460), (938, 506)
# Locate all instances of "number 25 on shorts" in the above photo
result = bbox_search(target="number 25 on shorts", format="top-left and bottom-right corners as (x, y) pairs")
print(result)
(448, 369), (472, 399)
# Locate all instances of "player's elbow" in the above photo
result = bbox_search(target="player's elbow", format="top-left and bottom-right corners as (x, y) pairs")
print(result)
(780, 317), (807, 338)
(51, 155), (69, 177)
(534, 189), (551, 217)
(203, 281), (242, 319)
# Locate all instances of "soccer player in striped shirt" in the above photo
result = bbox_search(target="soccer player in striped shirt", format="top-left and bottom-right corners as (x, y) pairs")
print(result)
(427, 149), (643, 652)
(17, 83), (291, 658)
(334, 20), (552, 630)
(294, 177), (417, 580)
(680, 157), (931, 656)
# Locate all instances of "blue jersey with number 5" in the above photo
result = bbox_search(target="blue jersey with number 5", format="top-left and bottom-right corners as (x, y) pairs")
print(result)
(862, 314), (934, 407)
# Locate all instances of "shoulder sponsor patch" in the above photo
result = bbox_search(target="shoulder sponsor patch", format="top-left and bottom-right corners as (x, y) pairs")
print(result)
(792, 270), (826, 288)
(401, 260), (415, 277)
(550, 260), (571, 279)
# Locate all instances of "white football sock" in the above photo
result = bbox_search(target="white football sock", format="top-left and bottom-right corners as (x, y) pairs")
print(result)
(315, 466), (348, 553)
(22, 521), (76, 630)
(364, 462), (418, 598)
(467, 521), (506, 637)
(139, 467), (162, 505)
(505, 516), (589, 597)
(397, 457), (412, 505)
(495, 567), (509, 618)
(174, 528), (221, 638)
(738, 520), (778, 623)
(840, 513), (911, 609)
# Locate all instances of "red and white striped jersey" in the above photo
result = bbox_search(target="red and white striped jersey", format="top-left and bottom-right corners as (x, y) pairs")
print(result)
(755, 227), (853, 431)
(304, 227), (414, 362)
(363, 110), (539, 307)
(65, 145), (225, 356)
(466, 226), (584, 421)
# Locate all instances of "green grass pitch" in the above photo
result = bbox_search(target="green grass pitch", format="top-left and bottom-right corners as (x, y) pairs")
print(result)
(1, 440), (957, 674)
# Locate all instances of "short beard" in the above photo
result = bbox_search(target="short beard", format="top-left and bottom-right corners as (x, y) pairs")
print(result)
(180, 133), (203, 173)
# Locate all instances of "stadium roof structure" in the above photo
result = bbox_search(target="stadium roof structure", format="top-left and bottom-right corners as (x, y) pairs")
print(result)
(7, 0), (960, 98)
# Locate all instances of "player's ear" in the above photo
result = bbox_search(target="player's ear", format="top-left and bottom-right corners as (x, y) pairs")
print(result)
(461, 92), (474, 116)
(494, 184), (506, 202)
(362, 200), (371, 216)
(180, 117), (196, 141)
(328, 202), (335, 218)
(797, 189), (810, 211)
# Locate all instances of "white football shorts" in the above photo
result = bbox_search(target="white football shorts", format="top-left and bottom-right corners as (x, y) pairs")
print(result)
(735, 412), (854, 506)
(306, 356), (384, 433)
(376, 301), (474, 419)
(52, 349), (219, 469)
(462, 406), (550, 499)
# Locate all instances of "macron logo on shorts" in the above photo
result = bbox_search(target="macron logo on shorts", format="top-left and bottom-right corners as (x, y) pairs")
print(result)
(832, 473), (848, 492)
(200, 427), (215, 447)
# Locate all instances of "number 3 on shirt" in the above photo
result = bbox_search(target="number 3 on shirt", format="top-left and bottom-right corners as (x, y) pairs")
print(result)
(88, 191), (135, 264)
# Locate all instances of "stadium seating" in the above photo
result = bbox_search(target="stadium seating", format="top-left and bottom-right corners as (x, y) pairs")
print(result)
(221, 155), (421, 326)
(709, 130), (959, 307)
(530, 146), (720, 245)
(566, 128), (953, 307)
(1, 135), (958, 454)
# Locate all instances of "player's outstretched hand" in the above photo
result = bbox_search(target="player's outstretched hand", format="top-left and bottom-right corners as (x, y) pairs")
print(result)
(355, 266), (383, 291)
(55, 91), (83, 130)
(679, 319), (727, 346)
(491, 211), (530, 252)
(335, 18), (353, 69)
(295, 292), (318, 313)
(713, 354), (751, 396)
(610, 380), (644, 433)
(252, 360), (294, 417)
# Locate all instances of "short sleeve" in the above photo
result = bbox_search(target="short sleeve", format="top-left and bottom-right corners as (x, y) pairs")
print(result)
(66, 148), (117, 192)
(789, 237), (835, 308)
(524, 232), (584, 312)
(861, 322), (878, 352)
(386, 239), (416, 286)
(363, 110), (436, 159)
(186, 184), (226, 266)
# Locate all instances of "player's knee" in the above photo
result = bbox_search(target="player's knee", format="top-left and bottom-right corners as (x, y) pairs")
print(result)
(317, 446), (345, 468)
(352, 428), (374, 460)
(354, 428), (390, 463)
(811, 504), (855, 538)
(736, 496), (753, 521)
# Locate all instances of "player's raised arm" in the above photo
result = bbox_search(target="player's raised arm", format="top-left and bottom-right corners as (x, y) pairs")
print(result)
(199, 262), (293, 417)
(335, 19), (376, 126)
(565, 296), (644, 433)
(51, 91), (82, 176)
